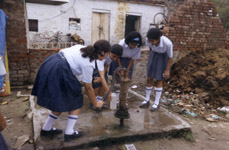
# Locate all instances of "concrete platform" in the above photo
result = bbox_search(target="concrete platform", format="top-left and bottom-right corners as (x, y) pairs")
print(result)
(32, 89), (191, 150)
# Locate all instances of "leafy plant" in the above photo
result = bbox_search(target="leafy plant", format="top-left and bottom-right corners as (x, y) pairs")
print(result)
(210, 0), (229, 31)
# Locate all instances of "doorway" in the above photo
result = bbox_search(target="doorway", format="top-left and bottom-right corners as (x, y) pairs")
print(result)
(92, 12), (110, 45)
(125, 15), (141, 37)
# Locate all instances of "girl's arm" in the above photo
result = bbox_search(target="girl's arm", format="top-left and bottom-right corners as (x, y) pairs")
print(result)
(117, 58), (122, 67)
(84, 83), (104, 108)
(125, 59), (134, 77)
(104, 64), (109, 74)
(98, 70), (109, 93)
(164, 58), (173, 79)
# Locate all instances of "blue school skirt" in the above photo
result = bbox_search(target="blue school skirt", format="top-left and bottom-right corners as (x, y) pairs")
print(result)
(31, 53), (83, 112)
(147, 51), (168, 80)
(0, 133), (9, 150)
(108, 57), (134, 78)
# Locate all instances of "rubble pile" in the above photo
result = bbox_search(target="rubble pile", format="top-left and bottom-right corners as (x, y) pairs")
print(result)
(165, 48), (229, 108)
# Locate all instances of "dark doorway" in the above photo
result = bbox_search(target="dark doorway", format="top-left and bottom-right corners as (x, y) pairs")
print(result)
(125, 15), (141, 37)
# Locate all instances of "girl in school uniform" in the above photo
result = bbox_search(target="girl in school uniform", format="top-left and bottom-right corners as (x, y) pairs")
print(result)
(31, 40), (111, 142)
(91, 44), (123, 110)
(109, 31), (142, 79)
(139, 28), (173, 111)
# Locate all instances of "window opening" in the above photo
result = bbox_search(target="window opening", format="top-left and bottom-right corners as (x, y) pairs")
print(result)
(29, 19), (38, 32)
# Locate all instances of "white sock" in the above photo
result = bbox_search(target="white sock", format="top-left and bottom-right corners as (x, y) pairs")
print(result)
(96, 96), (103, 101)
(142, 86), (152, 104)
(153, 87), (163, 107)
(42, 113), (58, 131)
(65, 115), (78, 135)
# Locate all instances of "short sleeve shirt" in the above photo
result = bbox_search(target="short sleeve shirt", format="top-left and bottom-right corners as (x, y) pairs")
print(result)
(146, 36), (173, 58)
(96, 55), (112, 71)
(119, 39), (141, 59)
(60, 45), (96, 83)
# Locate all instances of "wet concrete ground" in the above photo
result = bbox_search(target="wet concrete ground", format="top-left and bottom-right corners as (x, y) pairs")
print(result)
(33, 88), (191, 150)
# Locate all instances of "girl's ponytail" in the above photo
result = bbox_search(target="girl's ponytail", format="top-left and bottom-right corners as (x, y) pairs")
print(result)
(81, 40), (111, 62)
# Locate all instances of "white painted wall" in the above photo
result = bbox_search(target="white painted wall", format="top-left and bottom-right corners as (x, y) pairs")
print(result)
(26, 0), (166, 46)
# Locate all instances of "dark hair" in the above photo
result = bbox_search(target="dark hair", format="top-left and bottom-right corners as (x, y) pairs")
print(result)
(147, 28), (162, 40)
(111, 44), (123, 57)
(125, 31), (142, 47)
(81, 40), (111, 62)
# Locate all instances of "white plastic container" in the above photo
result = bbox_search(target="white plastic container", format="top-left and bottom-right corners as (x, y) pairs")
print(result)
(115, 90), (120, 104)
(110, 93), (117, 110)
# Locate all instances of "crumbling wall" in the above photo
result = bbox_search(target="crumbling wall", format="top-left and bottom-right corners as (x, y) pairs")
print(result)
(164, 0), (227, 54)
(0, 0), (29, 86)
(132, 0), (228, 83)
(29, 49), (59, 83)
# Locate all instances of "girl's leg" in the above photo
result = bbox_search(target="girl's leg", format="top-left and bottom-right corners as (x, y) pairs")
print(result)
(151, 80), (163, 110)
(42, 111), (61, 131)
(40, 111), (62, 137)
(64, 109), (83, 142)
(65, 109), (81, 135)
(140, 78), (153, 108)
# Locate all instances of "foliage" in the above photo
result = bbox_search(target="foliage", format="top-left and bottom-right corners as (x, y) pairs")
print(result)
(210, 0), (229, 31)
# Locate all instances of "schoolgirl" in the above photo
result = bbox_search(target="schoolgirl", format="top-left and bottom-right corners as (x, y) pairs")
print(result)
(139, 28), (173, 111)
(31, 40), (111, 142)
(108, 31), (142, 78)
(91, 44), (123, 110)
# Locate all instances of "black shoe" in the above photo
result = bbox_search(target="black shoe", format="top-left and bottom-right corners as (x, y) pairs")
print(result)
(90, 103), (104, 111)
(90, 103), (99, 111)
(40, 128), (63, 137)
(102, 104), (108, 110)
(139, 101), (150, 108)
(64, 131), (84, 142)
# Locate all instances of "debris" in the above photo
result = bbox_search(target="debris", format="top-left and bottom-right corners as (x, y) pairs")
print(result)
(0, 101), (8, 105)
(219, 107), (229, 112)
(173, 99), (180, 104)
(125, 144), (137, 150)
(208, 137), (216, 141)
(27, 85), (33, 90)
(205, 114), (221, 122)
(22, 97), (29, 102)
(164, 48), (229, 108)
(165, 91), (169, 95)
(13, 135), (30, 149)
(16, 91), (30, 98)
(28, 139), (34, 144)
(131, 85), (137, 89)
(184, 110), (197, 117)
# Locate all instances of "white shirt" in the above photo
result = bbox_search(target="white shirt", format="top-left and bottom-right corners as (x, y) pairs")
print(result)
(96, 55), (112, 71)
(60, 45), (96, 83)
(119, 39), (141, 59)
(146, 36), (173, 58)
(0, 57), (6, 76)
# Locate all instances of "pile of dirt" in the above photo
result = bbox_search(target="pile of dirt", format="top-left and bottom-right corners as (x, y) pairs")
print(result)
(164, 48), (229, 108)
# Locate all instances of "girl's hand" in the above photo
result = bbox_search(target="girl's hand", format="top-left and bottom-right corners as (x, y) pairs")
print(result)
(119, 70), (124, 77)
(95, 100), (104, 109)
(108, 92), (112, 102)
(124, 71), (129, 78)
(93, 77), (101, 83)
(163, 70), (170, 79)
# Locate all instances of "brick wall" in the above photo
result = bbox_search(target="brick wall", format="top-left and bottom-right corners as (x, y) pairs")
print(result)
(131, 0), (228, 84)
(29, 49), (59, 83)
(164, 0), (227, 52)
(0, 0), (28, 85)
